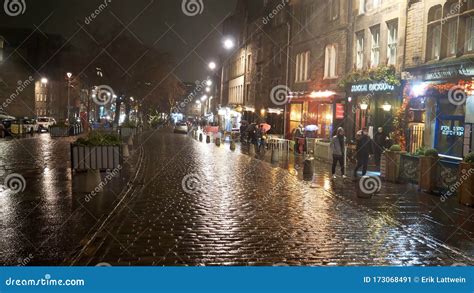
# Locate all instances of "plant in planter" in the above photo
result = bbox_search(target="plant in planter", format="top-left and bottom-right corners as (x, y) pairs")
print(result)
(418, 148), (439, 193)
(384, 144), (404, 183)
(458, 152), (474, 206)
(120, 121), (138, 138)
(71, 132), (122, 172)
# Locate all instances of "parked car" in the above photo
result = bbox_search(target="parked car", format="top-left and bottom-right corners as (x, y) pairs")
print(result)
(0, 113), (16, 137)
(174, 122), (189, 134)
(37, 117), (57, 132)
(22, 119), (39, 133)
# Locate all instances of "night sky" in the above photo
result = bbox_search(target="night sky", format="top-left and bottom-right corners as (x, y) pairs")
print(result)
(0, 0), (238, 81)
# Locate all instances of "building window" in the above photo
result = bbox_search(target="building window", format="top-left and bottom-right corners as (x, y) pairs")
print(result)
(256, 63), (262, 83)
(272, 46), (282, 66)
(295, 51), (310, 83)
(356, 31), (365, 69)
(324, 45), (337, 79)
(446, 19), (458, 56)
(359, 0), (365, 14)
(370, 26), (380, 68)
(427, 5), (442, 61)
(466, 16), (474, 52)
(387, 21), (398, 66)
(247, 54), (252, 73)
(329, 0), (339, 21)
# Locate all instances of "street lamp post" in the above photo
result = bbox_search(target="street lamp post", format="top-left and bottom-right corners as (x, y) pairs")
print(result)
(66, 72), (72, 123)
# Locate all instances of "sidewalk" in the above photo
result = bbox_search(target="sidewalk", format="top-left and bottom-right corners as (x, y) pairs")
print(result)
(234, 141), (474, 257)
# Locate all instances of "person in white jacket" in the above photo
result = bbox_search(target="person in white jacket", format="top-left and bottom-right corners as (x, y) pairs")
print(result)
(330, 127), (347, 179)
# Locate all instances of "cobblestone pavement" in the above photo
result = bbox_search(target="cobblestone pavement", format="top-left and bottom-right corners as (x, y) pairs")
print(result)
(77, 131), (473, 266)
(0, 133), (141, 265)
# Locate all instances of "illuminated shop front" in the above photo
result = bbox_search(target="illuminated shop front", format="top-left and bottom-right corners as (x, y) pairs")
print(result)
(405, 61), (474, 159)
(286, 91), (336, 139)
(345, 81), (402, 140)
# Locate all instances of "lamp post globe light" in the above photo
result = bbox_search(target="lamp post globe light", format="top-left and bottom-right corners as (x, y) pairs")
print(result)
(66, 72), (72, 123)
(208, 62), (217, 70)
(223, 38), (235, 50)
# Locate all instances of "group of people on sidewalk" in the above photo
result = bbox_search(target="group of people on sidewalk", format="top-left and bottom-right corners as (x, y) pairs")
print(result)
(330, 127), (390, 179)
(240, 123), (268, 153)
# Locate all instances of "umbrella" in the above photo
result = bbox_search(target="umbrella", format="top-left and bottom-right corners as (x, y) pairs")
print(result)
(260, 123), (271, 132)
(305, 125), (319, 132)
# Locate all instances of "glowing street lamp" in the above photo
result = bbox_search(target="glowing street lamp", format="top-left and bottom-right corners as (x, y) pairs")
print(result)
(200, 95), (208, 102)
(360, 102), (369, 110)
(205, 87), (211, 93)
(206, 80), (213, 86)
(66, 72), (73, 122)
(223, 38), (235, 50)
(208, 62), (217, 70)
(41, 78), (48, 84)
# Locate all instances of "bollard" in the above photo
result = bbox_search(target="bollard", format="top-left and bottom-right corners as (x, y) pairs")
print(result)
(303, 158), (314, 181)
(199, 133), (203, 142)
(122, 144), (130, 158)
(230, 140), (236, 151)
(206, 135), (211, 143)
(215, 137), (221, 147)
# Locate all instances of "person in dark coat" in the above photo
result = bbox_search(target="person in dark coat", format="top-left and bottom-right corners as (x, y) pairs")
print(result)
(330, 127), (347, 179)
(353, 128), (372, 178)
(240, 123), (248, 143)
(373, 127), (387, 168)
(294, 124), (304, 154)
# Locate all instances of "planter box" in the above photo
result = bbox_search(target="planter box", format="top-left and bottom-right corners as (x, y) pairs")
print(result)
(399, 154), (420, 184)
(50, 126), (69, 137)
(384, 151), (403, 183)
(458, 162), (474, 206)
(71, 144), (122, 172)
(419, 156), (438, 193)
(314, 140), (331, 162)
(120, 127), (137, 138)
(69, 124), (83, 136)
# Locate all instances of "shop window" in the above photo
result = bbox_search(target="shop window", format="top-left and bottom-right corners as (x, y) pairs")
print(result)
(387, 20), (398, 65)
(356, 31), (365, 70)
(289, 103), (303, 133)
(370, 25), (380, 68)
(436, 119), (465, 158)
(324, 45), (337, 79)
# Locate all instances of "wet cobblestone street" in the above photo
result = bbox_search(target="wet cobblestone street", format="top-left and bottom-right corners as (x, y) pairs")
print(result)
(74, 131), (473, 266)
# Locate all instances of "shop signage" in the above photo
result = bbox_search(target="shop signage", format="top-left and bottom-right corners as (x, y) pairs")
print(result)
(419, 64), (474, 81)
(350, 82), (395, 94)
(441, 125), (464, 137)
(335, 103), (344, 119)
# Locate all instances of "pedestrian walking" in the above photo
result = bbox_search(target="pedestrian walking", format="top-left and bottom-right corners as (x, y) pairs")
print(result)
(374, 127), (388, 168)
(353, 128), (373, 178)
(330, 127), (347, 179)
(294, 124), (304, 154)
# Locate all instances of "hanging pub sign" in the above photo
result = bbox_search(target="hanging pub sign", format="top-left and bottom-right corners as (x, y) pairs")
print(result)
(350, 82), (396, 94)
